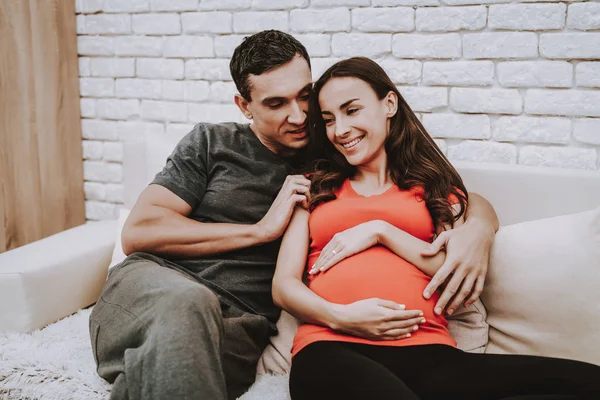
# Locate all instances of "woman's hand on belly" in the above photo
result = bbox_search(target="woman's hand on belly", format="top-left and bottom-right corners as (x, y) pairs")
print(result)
(309, 220), (385, 275)
(330, 298), (426, 341)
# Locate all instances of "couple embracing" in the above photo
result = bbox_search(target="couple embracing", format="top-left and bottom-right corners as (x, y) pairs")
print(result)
(90, 30), (600, 400)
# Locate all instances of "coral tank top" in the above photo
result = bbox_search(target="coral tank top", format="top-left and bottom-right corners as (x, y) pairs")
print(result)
(291, 179), (458, 357)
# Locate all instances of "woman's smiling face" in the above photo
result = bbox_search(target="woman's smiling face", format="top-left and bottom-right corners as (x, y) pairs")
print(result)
(318, 77), (395, 167)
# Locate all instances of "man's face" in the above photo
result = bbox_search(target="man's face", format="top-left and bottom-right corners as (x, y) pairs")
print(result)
(244, 55), (312, 155)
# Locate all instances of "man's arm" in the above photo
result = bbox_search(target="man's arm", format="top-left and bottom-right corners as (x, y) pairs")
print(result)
(122, 175), (311, 258)
(463, 192), (500, 232)
(421, 193), (499, 316)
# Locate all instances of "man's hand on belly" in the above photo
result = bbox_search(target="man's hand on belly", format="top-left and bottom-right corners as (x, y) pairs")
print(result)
(330, 298), (426, 341)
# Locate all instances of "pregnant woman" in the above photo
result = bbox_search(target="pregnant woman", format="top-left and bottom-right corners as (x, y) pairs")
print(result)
(272, 57), (600, 400)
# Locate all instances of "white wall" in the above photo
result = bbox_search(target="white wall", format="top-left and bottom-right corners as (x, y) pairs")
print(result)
(76, 0), (600, 220)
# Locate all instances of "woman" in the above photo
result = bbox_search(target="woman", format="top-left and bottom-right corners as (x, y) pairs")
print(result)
(272, 57), (600, 400)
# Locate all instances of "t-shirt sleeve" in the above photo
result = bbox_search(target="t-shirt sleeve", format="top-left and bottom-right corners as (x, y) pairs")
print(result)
(151, 124), (208, 209)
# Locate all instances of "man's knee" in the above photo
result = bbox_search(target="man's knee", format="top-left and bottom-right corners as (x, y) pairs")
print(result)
(161, 282), (219, 311)
(153, 283), (223, 332)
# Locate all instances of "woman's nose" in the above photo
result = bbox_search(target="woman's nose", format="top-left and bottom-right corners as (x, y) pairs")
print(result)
(335, 121), (350, 138)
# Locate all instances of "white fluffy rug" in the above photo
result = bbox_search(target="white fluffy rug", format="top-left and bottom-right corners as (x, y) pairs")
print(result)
(0, 308), (110, 400)
(0, 308), (289, 400)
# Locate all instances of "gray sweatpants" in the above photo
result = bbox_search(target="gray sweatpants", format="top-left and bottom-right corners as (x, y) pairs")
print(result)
(89, 259), (271, 400)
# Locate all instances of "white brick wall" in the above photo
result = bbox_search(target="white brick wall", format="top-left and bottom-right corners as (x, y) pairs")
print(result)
(393, 34), (461, 59)
(182, 12), (233, 34)
(137, 58), (184, 79)
(90, 57), (136, 77)
(463, 32), (538, 59)
(332, 34), (391, 57)
(416, 6), (486, 32)
(290, 8), (350, 33)
(132, 14), (181, 35)
(423, 61), (493, 86)
(352, 8), (414, 32)
(497, 61), (572, 88)
(567, 3), (600, 31)
(162, 36), (214, 58)
(450, 88), (522, 115)
(76, 0), (600, 220)
(233, 12), (288, 33)
(488, 4), (566, 31)
(577, 62), (600, 88)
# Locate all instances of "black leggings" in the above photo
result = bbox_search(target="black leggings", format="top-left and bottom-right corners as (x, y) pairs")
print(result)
(290, 341), (600, 400)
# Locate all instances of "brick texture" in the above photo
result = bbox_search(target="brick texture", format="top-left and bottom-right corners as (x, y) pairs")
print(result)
(76, 0), (600, 219)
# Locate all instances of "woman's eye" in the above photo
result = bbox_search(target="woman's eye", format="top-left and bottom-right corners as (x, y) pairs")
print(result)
(268, 103), (283, 109)
(347, 108), (358, 115)
(323, 118), (334, 125)
(300, 94), (310, 101)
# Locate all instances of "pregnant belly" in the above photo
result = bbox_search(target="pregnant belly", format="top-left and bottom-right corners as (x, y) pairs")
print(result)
(307, 246), (445, 324)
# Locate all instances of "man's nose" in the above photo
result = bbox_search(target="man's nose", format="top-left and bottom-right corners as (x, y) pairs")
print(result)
(288, 101), (306, 125)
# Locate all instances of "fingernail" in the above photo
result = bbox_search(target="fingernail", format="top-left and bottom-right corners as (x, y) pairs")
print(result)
(421, 319), (426, 324)
(413, 326), (419, 331)
(447, 309), (454, 316)
(405, 333), (411, 338)
(398, 304), (406, 310)
(435, 307), (442, 315)
(423, 291), (430, 299)
(419, 312), (423, 317)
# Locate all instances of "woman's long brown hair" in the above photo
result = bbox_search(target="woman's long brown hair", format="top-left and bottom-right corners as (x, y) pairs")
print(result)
(306, 57), (468, 229)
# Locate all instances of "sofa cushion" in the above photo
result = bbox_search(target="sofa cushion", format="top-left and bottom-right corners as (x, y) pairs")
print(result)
(482, 206), (600, 366)
(0, 221), (115, 333)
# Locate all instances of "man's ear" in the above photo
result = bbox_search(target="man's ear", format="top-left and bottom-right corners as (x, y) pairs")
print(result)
(384, 91), (398, 118)
(234, 94), (253, 120)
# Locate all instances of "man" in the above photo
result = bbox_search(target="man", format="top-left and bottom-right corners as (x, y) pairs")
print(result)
(90, 30), (498, 400)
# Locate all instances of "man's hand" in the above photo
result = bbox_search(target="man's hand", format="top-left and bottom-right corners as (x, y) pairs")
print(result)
(309, 221), (383, 275)
(332, 298), (425, 341)
(422, 219), (495, 316)
(255, 175), (311, 243)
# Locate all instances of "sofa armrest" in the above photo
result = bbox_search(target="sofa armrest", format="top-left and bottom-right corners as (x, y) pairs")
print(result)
(0, 220), (116, 333)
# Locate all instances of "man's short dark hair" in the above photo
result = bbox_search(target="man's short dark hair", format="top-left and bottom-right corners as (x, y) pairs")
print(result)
(230, 30), (311, 101)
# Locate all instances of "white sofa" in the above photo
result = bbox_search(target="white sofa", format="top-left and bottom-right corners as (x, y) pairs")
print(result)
(1, 131), (599, 399)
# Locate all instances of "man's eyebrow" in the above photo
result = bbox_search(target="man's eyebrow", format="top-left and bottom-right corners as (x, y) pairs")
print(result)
(262, 96), (285, 105)
(321, 98), (359, 115)
(261, 83), (313, 105)
(299, 83), (312, 94)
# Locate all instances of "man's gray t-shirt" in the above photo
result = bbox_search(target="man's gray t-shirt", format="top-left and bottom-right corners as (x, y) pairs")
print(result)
(145, 122), (290, 325)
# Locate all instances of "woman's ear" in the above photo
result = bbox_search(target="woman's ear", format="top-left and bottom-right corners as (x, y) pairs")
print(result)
(384, 91), (399, 118)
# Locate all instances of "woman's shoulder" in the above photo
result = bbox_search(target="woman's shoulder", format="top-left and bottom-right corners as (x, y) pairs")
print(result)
(406, 184), (466, 205)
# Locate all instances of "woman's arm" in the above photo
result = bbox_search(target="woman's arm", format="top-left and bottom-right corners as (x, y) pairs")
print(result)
(272, 207), (340, 328)
(273, 207), (425, 340)
(377, 204), (465, 277)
